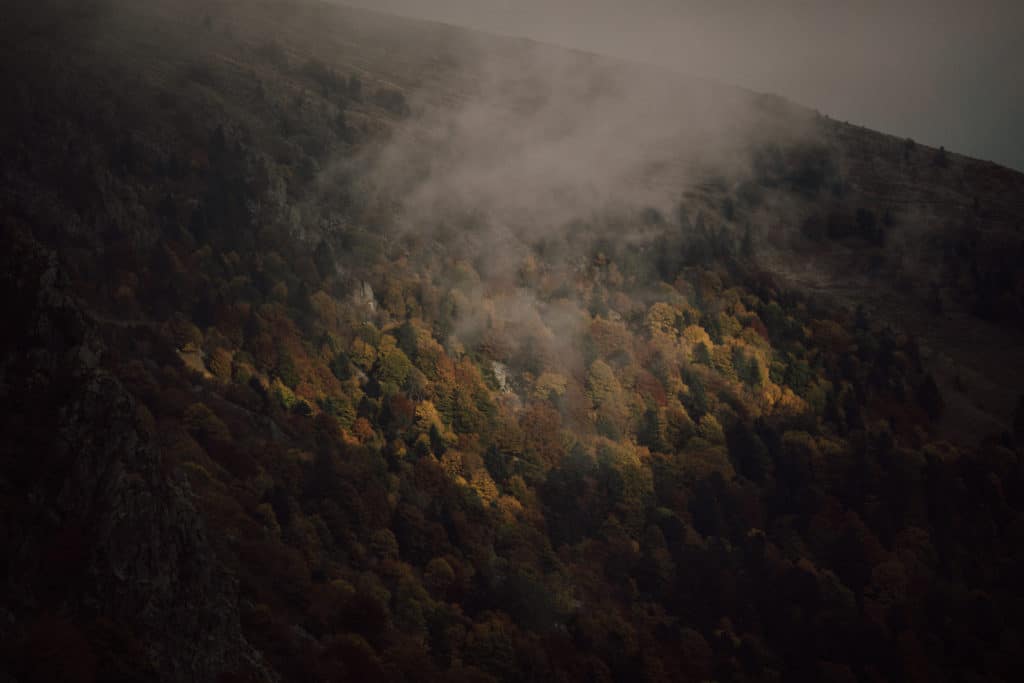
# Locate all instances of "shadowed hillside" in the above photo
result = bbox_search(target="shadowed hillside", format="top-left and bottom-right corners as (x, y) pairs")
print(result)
(3, 1), (1024, 681)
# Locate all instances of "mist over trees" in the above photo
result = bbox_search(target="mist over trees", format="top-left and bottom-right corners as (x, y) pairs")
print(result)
(2, 1), (1024, 682)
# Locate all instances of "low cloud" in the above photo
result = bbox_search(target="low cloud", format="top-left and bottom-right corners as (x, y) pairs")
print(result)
(358, 33), (816, 271)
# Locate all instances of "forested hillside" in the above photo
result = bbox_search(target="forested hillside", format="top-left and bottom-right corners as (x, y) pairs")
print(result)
(3, 2), (1024, 681)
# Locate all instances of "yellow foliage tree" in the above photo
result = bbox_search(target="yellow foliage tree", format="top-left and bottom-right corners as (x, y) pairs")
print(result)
(645, 302), (678, 337)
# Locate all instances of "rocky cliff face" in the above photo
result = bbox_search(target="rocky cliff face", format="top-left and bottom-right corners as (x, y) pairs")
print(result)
(0, 229), (274, 681)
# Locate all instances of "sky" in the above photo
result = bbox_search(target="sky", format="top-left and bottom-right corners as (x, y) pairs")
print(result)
(342, 0), (1024, 171)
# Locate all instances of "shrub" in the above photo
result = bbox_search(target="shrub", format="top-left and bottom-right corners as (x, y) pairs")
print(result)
(373, 87), (410, 116)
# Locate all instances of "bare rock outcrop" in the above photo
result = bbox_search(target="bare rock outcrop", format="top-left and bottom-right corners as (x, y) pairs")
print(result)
(0, 232), (274, 681)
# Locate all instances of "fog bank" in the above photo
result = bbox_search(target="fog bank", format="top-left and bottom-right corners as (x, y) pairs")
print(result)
(343, 0), (1024, 172)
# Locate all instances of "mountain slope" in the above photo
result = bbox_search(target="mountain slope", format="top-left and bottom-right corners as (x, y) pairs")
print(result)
(3, 1), (1024, 681)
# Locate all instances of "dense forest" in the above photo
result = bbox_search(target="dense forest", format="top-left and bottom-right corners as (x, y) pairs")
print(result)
(3, 2), (1024, 682)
